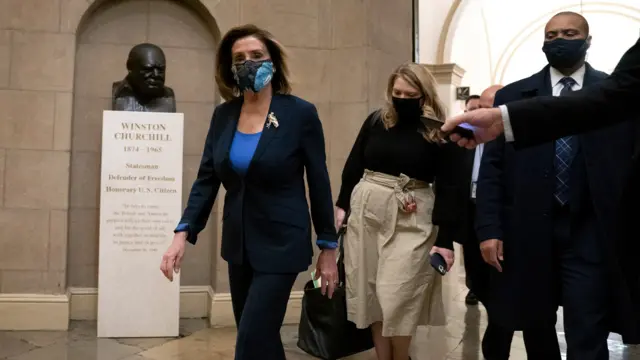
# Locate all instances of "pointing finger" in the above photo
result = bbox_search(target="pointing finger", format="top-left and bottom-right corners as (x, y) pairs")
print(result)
(442, 114), (467, 132)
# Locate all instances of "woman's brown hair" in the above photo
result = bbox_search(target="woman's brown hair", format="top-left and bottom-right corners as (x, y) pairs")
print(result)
(215, 24), (291, 101)
(380, 62), (447, 143)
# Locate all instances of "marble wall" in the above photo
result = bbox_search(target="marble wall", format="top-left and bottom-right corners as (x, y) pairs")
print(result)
(0, 0), (413, 297)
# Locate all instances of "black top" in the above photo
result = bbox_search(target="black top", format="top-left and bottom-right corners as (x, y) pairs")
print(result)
(337, 110), (468, 249)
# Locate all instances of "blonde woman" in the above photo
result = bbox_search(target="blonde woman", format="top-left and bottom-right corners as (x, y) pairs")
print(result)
(335, 62), (467, 360)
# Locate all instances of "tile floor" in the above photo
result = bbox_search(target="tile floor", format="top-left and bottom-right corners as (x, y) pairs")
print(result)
(1, 259), (639, 359)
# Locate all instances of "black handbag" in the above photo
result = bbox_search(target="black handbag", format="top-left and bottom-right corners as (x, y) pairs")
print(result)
(297, 226), (374, 360)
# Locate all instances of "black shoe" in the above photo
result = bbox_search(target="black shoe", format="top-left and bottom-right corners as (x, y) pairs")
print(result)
(465, 291), (479, 305)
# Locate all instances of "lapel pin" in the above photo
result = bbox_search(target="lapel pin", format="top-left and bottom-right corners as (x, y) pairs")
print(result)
(267, 112), (279, 129)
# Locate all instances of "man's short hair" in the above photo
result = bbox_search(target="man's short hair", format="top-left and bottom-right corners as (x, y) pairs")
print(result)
(551, 11), (590, 35)
(465, 94), (480, 105)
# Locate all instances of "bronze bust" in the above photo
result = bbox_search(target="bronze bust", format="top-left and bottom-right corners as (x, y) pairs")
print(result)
(112, 43), (176, 113)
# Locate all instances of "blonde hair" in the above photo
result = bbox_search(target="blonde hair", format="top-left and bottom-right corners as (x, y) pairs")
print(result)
(381, 62), (447, 143)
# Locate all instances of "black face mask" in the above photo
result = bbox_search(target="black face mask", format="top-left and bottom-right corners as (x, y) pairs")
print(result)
(542, 38), (588, 69)
(392, 97), (422, 120)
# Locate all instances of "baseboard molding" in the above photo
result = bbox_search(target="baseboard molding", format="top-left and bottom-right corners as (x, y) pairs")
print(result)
(0, 287), (304, 330)
(0, 293), (70, 330)
(208, 291), (304, 327)
(69, 286), (213, 320)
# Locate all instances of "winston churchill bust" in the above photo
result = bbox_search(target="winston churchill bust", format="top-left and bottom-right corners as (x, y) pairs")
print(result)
(112, 43), (176, 113)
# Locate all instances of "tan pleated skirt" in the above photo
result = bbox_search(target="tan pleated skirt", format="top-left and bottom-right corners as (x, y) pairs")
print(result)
(344, 170), (446, 337)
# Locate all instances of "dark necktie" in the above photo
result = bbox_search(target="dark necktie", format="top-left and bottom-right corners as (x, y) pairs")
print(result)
(554, 77), (576, 205)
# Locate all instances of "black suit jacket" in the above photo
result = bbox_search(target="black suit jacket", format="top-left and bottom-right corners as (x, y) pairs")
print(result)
(476, 64), (637, 332)
(180, 94), (337, 273)
(497, 38), (640, 341)
(453, 148), (475, 245)
(506, 37), (640, 146)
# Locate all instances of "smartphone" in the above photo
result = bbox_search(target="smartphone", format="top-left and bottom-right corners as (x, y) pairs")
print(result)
(421, 116), (475, 140)
(430, 253), (448, 276)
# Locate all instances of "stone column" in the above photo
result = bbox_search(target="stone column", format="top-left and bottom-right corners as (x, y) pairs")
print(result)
(425, 63), (466, 116)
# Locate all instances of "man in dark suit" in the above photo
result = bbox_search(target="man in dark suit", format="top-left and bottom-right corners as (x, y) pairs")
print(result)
(444, 39), (640, 347)
(461, 94), (482, 306)
(462, 86), (537, 360)
(475, 12), (637, 360)
(463, 88), (502, 307)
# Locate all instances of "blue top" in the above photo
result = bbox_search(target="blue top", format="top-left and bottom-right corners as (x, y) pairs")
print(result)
(175, 95), (341, 254)
(229, 130), (262, 175)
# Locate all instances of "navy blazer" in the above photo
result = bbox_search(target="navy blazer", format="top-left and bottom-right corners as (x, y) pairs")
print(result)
(179, 94), (338, 273)
(452, 148), (476, 245)
(497, 39), (640, 342)
(475, 63), (636, 329)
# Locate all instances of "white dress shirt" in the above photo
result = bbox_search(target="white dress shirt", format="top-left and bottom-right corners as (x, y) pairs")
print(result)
(501, 65), (586, 141)
(470, 144), (484, 199)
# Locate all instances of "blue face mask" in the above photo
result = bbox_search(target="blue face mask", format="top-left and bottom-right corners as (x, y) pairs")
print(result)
(542, 38), (589, 69)
(232, 60), (274, 93)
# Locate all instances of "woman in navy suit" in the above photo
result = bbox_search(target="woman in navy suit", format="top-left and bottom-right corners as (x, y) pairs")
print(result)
(159, 24), (339, 360)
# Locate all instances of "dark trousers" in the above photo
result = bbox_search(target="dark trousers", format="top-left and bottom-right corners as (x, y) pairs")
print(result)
(463, 238), (488, 298)
(481, 321), (513, 360)
(482, 317), (560, 360)
(465, 199), (561, 360)
(229, 261), (298, 360)
(554, 205), (610, 360)
(462, 201), (489, 298)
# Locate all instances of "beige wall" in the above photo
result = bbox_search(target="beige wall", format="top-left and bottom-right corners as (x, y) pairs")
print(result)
(0, 0), (413, 297)
(69, 0), (219, 289)
(417, 0), (459, 64)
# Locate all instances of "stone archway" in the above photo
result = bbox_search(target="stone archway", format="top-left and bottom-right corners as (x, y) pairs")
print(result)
(68, 0), (221, 289)
(444, 1), (640, 93)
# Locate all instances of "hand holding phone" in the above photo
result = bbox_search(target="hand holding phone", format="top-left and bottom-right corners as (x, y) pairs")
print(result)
(421, 116), (475, 140)
(430, 253), (448, 276)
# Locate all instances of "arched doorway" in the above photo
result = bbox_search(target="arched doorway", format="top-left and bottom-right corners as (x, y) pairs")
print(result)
(68, 0), (220, 288)
(444, 0), (640, 93)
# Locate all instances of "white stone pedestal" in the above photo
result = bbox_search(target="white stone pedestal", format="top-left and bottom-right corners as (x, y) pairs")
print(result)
(97, 110), (184, 338)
